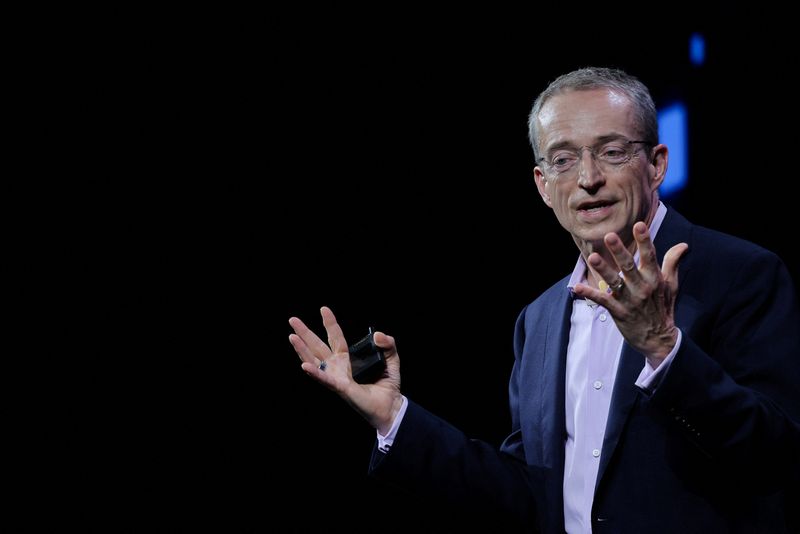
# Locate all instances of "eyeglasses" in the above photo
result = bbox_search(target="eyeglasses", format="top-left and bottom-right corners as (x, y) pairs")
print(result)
(537, 139), (651, 177)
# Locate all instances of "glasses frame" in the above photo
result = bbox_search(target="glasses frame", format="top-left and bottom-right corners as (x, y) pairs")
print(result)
(537, 139), (652, 177)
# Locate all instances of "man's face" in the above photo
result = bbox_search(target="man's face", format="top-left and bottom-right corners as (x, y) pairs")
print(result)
(533, 88), (663, 252)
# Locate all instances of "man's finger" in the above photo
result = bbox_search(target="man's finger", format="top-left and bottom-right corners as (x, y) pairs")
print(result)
(373, 331), (397, 358)
(633, 221), (658, 272)
(288, 333), (320, 365)
(289, 316), (332, 357)
(661, 242), (689, 286)
(321, 306), (349, 354)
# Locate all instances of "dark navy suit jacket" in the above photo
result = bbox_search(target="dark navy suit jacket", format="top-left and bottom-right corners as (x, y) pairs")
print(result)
(369, 209), (800, 533)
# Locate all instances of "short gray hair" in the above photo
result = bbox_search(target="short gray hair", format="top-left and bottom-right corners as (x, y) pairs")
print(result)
(528, 67), (659, 161)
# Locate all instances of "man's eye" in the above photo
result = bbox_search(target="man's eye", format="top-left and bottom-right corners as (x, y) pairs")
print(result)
(601, 147), (626, 159)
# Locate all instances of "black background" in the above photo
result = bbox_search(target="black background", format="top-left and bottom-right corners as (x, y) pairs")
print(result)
(30, 10), (800, 532)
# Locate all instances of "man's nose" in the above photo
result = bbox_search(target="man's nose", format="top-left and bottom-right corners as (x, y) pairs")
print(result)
(576, 148), (604, 188)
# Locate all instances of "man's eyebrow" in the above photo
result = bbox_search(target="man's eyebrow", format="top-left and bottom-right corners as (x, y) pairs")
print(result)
(543, 140), (574, 154)
(594, 133), (630, 144)
(543, 133), (631, 154)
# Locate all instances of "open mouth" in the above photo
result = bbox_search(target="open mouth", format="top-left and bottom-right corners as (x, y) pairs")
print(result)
(577, 199), (614, 212)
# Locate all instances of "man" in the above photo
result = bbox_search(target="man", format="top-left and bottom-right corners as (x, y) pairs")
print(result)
(288, 67), (800, 532)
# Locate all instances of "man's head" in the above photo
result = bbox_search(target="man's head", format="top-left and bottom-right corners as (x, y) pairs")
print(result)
(528, 67), (658, 162)
(529, 67), (668, 255)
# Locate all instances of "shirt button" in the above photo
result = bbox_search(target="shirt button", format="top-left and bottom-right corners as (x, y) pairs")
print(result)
(593, 380), (603, 390)
(592, 449), (601, 458)
(599, 313), (607, 322)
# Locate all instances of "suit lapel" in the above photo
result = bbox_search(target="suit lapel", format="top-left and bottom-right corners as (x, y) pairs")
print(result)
(540, 288), (571, 469)
(540, 286), (572, 531)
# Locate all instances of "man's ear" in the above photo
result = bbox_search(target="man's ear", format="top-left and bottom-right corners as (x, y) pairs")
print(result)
(534, 167), (552, 207)
(649, 144), (669, 191)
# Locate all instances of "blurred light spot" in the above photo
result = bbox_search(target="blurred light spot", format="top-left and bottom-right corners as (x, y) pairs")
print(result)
(658, 103), (688, 199)
(690, 33), (705, 66)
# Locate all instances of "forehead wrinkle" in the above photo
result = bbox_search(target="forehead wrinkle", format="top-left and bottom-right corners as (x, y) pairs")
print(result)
(536, 88), (638, 153)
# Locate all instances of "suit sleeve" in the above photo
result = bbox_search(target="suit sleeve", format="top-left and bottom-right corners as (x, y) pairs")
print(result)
(367, 306), (543, 529)
(648, 247), (800, 492)
(367, 399), (542, 529)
